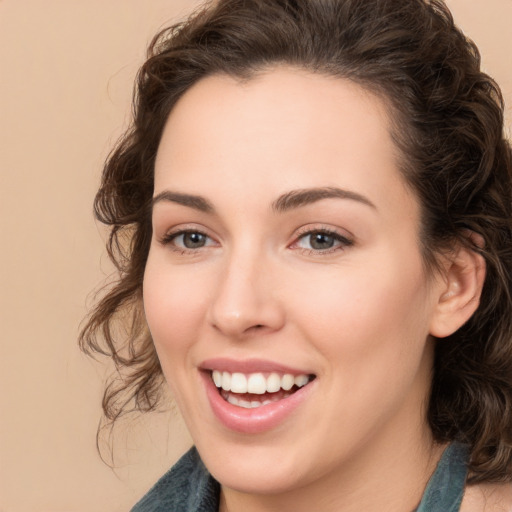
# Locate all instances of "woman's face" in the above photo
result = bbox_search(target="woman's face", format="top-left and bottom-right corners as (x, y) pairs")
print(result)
(144, 68), (444, 495)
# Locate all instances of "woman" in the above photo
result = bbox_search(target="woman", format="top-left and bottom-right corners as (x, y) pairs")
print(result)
(80, 0), (512, 510)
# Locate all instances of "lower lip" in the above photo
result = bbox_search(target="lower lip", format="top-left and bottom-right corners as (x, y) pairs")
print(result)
(200, 371), (315, 434)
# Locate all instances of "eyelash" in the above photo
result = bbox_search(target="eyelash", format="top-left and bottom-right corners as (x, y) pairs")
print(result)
(158, 227), (353, 255)
(158, 229), (215, 255)
(291, 227), (354, 255)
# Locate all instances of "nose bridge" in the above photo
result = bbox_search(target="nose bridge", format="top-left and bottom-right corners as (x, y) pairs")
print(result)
(208, 239), (284, 337)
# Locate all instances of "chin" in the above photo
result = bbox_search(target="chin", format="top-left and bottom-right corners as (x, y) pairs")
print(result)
(211, 459), (307, 496)
(194, 433), (325, 496)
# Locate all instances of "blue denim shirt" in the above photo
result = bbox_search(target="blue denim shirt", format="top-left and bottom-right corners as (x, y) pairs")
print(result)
(131, 443), (468, 512)
(415, 443), (468, 512)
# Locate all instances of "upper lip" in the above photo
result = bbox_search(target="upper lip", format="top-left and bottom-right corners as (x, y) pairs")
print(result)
(200, 357), (314, 376)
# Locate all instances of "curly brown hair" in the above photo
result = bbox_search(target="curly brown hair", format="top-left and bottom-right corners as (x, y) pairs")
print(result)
(80, 0), (512, 482)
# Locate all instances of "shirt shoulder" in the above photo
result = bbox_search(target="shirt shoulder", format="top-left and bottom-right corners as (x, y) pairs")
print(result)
(130, 446), (220, 512)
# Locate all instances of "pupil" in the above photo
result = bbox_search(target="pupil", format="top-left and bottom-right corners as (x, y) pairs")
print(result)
(311, 233), (334, 250)
(184, 232), (206, 248)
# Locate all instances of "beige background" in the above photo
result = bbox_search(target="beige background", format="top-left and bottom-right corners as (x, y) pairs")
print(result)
(1, 1), (511, 511)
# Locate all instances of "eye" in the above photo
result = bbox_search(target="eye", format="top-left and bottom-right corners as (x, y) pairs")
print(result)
(293, 229), (353, 254)
(160, 230), (216, 251)
(176, 231), (209, 249)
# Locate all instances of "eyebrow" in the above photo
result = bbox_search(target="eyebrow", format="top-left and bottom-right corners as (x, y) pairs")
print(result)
(152, 191), (214, 213)
(151, 186), (376, 213)
(271, 187), (376, 212)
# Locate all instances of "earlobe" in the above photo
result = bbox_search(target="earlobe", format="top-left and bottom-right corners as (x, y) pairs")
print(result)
(429, 238), (486, 338)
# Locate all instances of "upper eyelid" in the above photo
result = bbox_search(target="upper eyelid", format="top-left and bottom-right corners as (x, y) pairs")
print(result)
(293, 224), (354, 241)
(158, 223), (215, 238)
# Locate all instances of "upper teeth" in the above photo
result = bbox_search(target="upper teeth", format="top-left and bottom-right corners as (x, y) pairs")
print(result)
(212, 370), (309, 394)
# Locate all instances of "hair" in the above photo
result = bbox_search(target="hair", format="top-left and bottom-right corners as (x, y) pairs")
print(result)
(80, 0), (512, 482)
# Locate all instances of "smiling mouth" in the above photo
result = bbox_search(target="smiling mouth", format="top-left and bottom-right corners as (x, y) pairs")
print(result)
(211, 370), (316, 409)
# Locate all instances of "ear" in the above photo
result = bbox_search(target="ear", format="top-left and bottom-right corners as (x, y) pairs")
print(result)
(429, 234), (486, 338)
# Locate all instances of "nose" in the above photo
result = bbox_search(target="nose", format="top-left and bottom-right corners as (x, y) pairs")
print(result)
(207, 249), (285, 338)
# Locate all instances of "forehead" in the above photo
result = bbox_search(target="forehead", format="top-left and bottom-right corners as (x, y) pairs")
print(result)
(154, 67), (415, 219)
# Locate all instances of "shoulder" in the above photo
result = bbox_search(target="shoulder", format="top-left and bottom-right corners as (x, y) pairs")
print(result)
(461, 482), (512, 512)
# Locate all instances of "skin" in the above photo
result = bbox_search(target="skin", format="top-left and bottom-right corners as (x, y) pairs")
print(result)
(462, 483), (512, 512)
(143, 67), (486, 512)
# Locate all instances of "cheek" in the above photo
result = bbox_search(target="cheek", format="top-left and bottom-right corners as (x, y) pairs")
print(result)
(286, 250), (432, 371)
(287, 257), (434, 435)
(142, 257), (211, 365)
